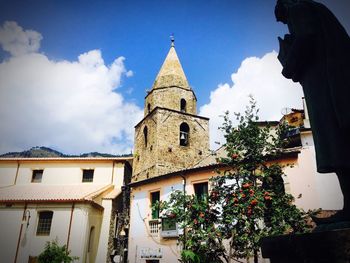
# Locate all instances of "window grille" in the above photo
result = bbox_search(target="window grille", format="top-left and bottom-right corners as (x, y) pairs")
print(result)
(82, 169), (94, 182)
(32, 170), (43, 183)
(36, 211), (53, 236)
(149, 220), (160, 236)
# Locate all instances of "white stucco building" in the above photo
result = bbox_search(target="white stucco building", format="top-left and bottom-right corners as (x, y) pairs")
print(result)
(0, 155), (132, 263)
(126, 126), (343, 263)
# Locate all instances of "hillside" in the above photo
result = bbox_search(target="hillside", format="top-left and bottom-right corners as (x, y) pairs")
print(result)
(0, 146), (131, 158)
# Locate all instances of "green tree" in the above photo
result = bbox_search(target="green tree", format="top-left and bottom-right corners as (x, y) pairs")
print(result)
(38, 240), (78, 263)
(160, 191), (225, 263)
(160, 97), (311, 263)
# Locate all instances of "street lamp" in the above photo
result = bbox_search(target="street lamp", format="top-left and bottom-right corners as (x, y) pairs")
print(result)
(22, 210), (31, 228)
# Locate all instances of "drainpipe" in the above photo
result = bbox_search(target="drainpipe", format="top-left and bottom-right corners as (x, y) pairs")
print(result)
(179, 174), (186, 250)
(14, 203), (27, 263)
(111, 161), (116, 185)
(66, 203), (75, 252)
(14, 161), (20, 185)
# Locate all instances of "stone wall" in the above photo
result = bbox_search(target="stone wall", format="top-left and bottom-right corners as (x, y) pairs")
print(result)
(144, 87), (197, 116)
(133, 108), (209, 182)
(133, 110), (159, 181)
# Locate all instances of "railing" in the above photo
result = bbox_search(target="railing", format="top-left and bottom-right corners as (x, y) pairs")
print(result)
(148, 219), (160, 236)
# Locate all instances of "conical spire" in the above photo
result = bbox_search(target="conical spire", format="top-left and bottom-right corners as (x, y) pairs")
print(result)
(152, 40), (190, 90)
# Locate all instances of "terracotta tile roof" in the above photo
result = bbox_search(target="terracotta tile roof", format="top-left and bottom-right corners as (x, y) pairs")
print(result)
(103, 188), (122, 200)
(193, 146), (226, 168)
(0, 184), (113, 202)
(129, 147), (300, 188)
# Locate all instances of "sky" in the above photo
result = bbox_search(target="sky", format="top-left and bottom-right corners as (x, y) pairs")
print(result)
(0, 0), (349, 155)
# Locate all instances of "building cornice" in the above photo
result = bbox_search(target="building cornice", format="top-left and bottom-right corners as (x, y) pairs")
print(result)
(135, 106), (209, 128)
(145, 85), (197, 101)
(128, 150), (300, 188)
(0, 200), (104, 211)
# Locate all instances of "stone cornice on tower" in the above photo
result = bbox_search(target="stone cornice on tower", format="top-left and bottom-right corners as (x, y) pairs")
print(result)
(151, 46), (190, 90)
(145, 85), (197, 101)
(134, 106), (209, 128)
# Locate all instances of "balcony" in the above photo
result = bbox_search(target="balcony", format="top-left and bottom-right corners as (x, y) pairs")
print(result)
(148, 219), (160, 236)
(160, 217), (178, 238)
(148, 218), (179, 238)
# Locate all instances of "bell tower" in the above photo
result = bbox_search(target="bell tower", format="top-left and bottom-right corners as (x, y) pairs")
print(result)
(132, 39), (210, 182)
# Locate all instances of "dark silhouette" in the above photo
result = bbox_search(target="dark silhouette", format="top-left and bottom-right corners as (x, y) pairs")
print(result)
(275, 0), (350, 224)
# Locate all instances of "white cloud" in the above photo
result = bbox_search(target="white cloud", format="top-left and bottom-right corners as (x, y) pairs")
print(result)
(0, 21), (143, 155)
(0, 21), (42, 57)
(199, 51), (304, 150)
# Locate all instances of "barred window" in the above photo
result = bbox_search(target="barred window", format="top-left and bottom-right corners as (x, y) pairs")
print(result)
(32, 170), (43, 183)
(36, 211), (53, 236)
(82, 169), (94, 182)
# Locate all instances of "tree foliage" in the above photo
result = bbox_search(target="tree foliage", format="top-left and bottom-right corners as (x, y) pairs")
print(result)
(160, 97), (311, 263)
(38, 240), (78, 263)
(160, 192), (225, 263)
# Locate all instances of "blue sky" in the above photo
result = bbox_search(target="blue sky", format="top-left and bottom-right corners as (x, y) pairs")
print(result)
(0, 0), (349, 154)
(0, 0), (283, 106)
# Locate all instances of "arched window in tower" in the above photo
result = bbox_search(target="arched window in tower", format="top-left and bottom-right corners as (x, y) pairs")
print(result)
(179, 122), (189, 146)
(143, 126), (148, 147)
(180, 99), (187, 112)
(147, 103), (151, 113)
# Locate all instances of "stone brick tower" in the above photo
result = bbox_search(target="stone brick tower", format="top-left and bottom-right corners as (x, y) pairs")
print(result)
(132, 39), (209, 182)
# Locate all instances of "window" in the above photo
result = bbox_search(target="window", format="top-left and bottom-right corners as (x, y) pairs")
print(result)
(36, 211), (53, 236)
(144, 126), (148, 147)
(180, 99), (187, 112)
(150, 191), (160, 219)
(32, 170), (43, 183)
(179, 122), (189, 146)
(194, 182), (208, 200)
(160, 217), (178, 238)
(82, 169), (94, 182)
(149, 220), (160, 236)
(162, 217), (177, 231)
(147, 103), (151, 113)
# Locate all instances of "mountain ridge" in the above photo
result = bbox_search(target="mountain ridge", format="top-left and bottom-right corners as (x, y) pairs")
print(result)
(0, 146), (132, 158)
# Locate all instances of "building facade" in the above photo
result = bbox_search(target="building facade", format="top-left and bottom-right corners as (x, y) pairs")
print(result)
(0, 155), (132, 263)
(127, 119), (343, 263)
(129, 40), (212, 262)
(280, 104), (342, 212)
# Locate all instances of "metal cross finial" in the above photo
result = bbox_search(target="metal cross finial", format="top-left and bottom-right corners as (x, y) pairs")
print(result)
(170, 33), (175, 47)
